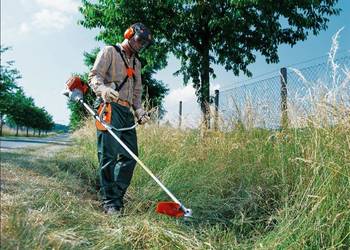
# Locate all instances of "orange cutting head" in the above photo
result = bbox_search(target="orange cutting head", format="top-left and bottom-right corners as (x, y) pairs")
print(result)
(156, 202), (184, 218)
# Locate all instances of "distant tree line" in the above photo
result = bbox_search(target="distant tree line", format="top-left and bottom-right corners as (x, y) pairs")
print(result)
(0, 46), (54, 136)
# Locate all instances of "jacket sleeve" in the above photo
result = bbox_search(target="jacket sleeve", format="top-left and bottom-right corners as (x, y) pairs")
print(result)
(88, 46), (112, 95)
(132, 59), (143, 111)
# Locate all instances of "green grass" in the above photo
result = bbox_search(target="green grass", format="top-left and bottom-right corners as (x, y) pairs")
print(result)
(1, 119), (349, 249)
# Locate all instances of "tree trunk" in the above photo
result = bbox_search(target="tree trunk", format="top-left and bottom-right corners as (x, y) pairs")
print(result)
(199, 42), (211, 129)
(33, 129), (35, 136)
(16, 125), (19, 136)
(39, 130), (41, 136)
(26, 127), (29, 137)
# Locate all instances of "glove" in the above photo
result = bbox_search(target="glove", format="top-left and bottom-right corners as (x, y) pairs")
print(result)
(96, 85), (119, 103)
(135, 108), (150, 125)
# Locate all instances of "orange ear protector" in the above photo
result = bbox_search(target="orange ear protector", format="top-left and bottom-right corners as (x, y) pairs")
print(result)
(124, 27), (134, 39)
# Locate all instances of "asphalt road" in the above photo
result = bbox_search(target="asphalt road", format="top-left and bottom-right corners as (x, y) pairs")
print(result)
(0, 133), (72, 150)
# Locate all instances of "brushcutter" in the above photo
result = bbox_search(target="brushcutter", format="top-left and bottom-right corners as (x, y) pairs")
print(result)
(63, 77), (192, 218)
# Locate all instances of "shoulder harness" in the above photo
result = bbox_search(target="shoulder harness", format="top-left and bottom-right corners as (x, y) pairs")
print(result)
(112, 45), (138, 91)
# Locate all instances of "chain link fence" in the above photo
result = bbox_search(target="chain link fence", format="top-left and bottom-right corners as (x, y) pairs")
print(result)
(217, 55), (350, 129)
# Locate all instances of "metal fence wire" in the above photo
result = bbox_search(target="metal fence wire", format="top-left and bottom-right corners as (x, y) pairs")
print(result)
(218, 55), (350, 129)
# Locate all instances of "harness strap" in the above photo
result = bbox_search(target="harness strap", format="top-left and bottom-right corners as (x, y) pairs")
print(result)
(112, 45), (137, 91)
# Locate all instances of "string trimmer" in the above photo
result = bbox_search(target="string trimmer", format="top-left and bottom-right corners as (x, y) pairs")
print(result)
(63, 77), (192, 218)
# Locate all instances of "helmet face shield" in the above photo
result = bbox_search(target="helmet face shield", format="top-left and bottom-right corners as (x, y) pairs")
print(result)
(134, 34), (151, 49)
(127, 23), (152, 52)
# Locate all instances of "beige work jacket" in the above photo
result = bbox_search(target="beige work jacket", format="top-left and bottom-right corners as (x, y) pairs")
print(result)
(88, 44), (142, 111)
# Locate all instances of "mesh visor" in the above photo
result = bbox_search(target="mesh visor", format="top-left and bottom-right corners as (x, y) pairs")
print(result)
(134, 33), (152, 48)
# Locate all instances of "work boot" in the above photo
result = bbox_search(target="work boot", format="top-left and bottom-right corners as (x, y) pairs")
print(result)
(103, 205), (122, 216)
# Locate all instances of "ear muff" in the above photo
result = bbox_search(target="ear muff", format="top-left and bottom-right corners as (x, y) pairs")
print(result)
(124, 27), (134, 39)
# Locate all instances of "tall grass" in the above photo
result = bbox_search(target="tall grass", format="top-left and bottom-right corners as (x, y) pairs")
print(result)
(5, 106), (343, 249)
(43, 112), (349, 249)
(2, 46), (349, 249)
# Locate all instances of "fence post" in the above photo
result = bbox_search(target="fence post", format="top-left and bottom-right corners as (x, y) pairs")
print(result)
(179, 101), (182, 129)
(214, 89), (219, 131)
(280, 67), (288, 129)
(156, 108), (160, 128)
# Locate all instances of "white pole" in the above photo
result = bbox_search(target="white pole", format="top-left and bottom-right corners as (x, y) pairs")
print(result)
(81, 100), (182, 205)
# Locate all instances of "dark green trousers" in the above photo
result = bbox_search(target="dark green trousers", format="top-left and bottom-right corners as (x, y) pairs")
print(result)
(97, 102), (138, 209)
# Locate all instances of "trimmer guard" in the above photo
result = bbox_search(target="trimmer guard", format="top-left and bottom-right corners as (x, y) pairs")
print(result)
(156, 202), (185, 218)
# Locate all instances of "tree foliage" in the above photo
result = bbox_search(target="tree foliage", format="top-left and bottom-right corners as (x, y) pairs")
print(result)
(79, 0), (340, 127)
(0, 46), (21, 124)
(5, 88), (54, 135)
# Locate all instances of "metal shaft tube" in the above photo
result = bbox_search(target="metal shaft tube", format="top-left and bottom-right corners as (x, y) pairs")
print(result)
(80, 100), (184, 207)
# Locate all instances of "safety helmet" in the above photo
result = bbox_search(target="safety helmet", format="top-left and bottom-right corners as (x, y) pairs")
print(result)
(124, 23), (152, 51)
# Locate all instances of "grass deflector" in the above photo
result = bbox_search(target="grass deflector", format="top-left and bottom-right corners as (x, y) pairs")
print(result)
(63, 77), (192, 218)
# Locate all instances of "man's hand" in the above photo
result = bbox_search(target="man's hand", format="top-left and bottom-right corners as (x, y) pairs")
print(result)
(96, 85), (119, 103)
(136, 109), (150, 125)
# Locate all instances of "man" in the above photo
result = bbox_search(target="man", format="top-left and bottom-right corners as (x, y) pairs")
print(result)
(88, 23), (152, 214)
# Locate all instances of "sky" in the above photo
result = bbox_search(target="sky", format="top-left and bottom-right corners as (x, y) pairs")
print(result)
(1, 0), (349, 126)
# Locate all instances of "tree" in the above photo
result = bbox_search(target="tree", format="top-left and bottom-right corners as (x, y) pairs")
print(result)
(20, 95), (36, 136)
(42, 111), (55, 134)
(32, 107), (54, 135)
(24, 106), (50, 136)
(79, 0), (340, 128)
(6, 89), (29, 136)
(0, 46), (21, 135)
